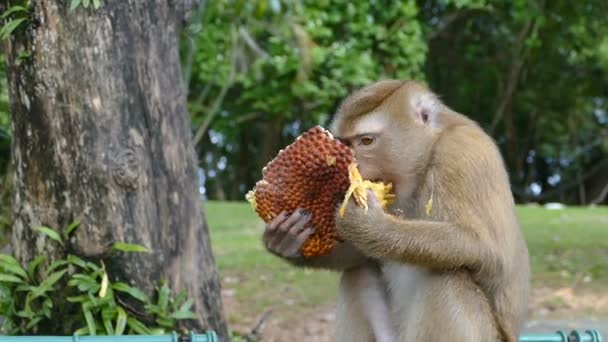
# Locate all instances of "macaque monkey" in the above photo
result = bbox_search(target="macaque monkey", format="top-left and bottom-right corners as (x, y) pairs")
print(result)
(263, 80), (530, 342)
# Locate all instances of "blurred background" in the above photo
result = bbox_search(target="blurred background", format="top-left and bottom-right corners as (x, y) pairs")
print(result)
(180, 0), (607, 206)
(1, 1), (607, 207)
(0, 0), (606, 340)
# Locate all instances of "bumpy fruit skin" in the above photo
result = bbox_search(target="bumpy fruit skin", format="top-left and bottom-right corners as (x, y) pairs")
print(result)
(247, 126), (354, 257)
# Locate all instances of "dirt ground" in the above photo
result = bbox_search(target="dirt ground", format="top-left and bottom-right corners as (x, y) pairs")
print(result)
(224, 286), (608, 341)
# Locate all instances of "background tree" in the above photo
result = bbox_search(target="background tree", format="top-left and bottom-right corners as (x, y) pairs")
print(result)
(1, 0), (227, 336)
(184, 0), (607, 205)
(422, 0), (608, 204)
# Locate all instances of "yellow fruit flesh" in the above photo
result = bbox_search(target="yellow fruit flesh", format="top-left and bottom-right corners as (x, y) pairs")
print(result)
(339, 163), (395, 217)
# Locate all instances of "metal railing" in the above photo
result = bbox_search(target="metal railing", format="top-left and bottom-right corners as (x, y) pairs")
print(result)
(0, 331), (216, 342)
(0, 329), (602, 342)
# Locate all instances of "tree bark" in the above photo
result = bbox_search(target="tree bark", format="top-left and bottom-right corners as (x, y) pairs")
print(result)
(3, 0), (227, 337)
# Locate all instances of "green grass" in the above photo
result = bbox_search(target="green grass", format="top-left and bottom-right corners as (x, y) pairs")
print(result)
(205, 201), (338, 322)
(518, 205), (608, 287)
(206, 201), (608, 323)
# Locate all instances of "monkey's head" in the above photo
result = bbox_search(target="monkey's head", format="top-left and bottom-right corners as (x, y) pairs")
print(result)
(331, 80), (444, 186)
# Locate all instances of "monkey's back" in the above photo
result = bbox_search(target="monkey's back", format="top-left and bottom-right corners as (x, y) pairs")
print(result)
(396, 115), (530, 340)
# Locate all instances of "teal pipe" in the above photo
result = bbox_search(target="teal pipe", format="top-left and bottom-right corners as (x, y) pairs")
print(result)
(519, 330), (603, 342)
(0, 331), (217, 342)
(0, 330), (602, 342)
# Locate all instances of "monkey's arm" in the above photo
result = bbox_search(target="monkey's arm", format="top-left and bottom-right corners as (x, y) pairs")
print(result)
(276, 241), (370, 271)
(290, 241), (370, 271)
(336, 199), (499, 273)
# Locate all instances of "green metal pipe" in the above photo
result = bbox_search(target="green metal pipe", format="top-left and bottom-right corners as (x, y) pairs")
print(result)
(519, 330), (603, 342)
(0, 331), (217, 342)
(0, 330), (602, 342)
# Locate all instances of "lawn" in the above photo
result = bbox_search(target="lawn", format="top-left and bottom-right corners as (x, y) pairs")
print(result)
(205, 201), (338, 326)
(206, 201), (608, 329)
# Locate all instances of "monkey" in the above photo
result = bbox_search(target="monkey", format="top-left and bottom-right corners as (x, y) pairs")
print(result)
(263, 80), (530, 342)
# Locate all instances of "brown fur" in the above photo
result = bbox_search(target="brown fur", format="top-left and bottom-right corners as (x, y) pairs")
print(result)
(290, 80), (530, 342)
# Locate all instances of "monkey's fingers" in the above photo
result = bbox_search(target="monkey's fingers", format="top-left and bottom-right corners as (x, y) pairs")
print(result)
(291, 227), (315, 256)
(287, 213), (312, 237)
(268, 211), (291, 231)
(365, 189), (381, 210)
(279, 209), (308, 232)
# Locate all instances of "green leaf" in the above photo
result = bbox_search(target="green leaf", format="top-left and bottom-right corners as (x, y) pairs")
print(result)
(173, 291), (188, 307)
(71, 273), (96, 282)
(171, 298), (197, 319)
(0, 274), (24, 283)
(65, 220), (81, 237)
(16, 284), (35, 292)
(176, 298), (194, 313)
(46, 259), (68, 275)
(170, 310), (197, 320)
(68, 279), (99, 293)
(0, 255), (27, 279)
(69, 0), (82, 10)
(42, 298), (53, 318)
(16, 309), (33, 318)
(83, 0), (90, 8)
(67, 254), (87, 269)
(68, 273), (100, 293)
(157, 284), (170, 311)
(30, 269), (67, 299)
(112, 243), (150, 253)
(155, 316), (174, 328)
(25, 316), (42, 329)
(83, 304), (96, 335)
(85, 261), (102, 273)
(36, 226), (63, 245)
(1, 6), (27, 19)
(115, 306), (127, 335)
(89, 296), (107, 308)
(43, 297), (53, 309)
(67, 295), (88, 303)
(112, 282), (148, 302)
(92, 0), (102, 9)
(101, 306), (115, 335)
(0, 18), (26, 40)
(148, 328), (167, 335)
(27, 255), (46, 279)
(73, 326), (90, 335)
(126, 317), (150, 334)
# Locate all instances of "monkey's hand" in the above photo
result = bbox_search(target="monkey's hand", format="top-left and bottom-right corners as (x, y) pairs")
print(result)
(263, 209), (314, 259)
(263, 209), (369, 271)
(335, 190), (388, 251)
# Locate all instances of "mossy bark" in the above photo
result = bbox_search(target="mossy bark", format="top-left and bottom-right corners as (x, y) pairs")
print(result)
(2, 0), (227, 337)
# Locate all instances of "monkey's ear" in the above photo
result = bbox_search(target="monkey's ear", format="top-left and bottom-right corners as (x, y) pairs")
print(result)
(410, 92), (441, 128)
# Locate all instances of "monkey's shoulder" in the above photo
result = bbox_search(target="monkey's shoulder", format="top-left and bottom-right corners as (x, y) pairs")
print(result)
(434, 123), (506, 173)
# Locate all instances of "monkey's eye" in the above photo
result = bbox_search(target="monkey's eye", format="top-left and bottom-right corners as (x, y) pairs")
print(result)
(360, 136), (375, 146)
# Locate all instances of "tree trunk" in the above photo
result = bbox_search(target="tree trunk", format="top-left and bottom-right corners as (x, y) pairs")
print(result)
(3, 0), (227, 337)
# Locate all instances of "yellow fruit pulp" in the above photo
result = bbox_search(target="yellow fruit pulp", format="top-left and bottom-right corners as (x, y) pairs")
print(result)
(339, 163), (395, 217)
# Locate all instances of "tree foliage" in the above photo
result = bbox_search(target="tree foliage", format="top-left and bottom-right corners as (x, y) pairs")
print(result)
(185, 0), (607, 204)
